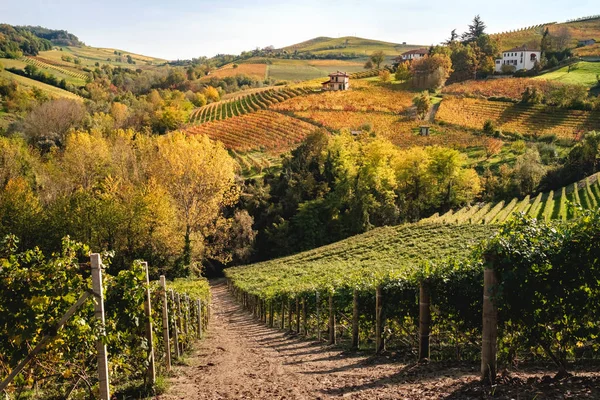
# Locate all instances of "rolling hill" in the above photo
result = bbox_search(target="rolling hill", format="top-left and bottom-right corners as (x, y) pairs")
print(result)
(280, 36), (422, 56)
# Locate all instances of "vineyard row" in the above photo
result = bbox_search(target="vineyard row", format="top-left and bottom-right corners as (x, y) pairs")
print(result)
(423, 174), (600, 224)
(22, 56), (89, 81)
(189, 87), (312, 124)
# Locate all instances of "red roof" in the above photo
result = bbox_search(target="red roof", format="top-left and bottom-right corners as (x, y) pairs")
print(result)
(402, 48), (428, 56)
(504, 45), (540, 52)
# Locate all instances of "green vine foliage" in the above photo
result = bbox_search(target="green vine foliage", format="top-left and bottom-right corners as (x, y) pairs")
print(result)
(483, 211), (600, 371)
(0, 236), (211, 398)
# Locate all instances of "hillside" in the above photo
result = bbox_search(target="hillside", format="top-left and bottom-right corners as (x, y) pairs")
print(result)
(491, 16), (600, 51)
(534, 61), (600, 87)
(281, 36), (422, 56)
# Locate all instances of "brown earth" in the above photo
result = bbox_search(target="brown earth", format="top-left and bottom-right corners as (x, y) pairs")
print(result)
(158, 281), (600, 399)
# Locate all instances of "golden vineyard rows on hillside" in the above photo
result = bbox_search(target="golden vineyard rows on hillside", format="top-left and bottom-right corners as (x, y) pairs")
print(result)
(186, 110), (319, 152)
(436, 97), (600, 138)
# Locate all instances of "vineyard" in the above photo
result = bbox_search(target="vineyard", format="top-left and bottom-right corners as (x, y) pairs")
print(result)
(423, 174), (600, 224)
(189, 87), (311, 124)
(436, 97), (600, 138)
(0, 239), (210, 399)
(186, 110), (319, 152)
(23, 57), (89, 81)
(292, 110), (495, 149)
(271, 80), (414, 113)
(442, 78), (568, 101)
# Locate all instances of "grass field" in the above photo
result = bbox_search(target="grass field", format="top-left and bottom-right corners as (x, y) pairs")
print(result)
(535, 61), (600, 87)
(0, 69), (81, 100)
(281, 36), (423, 56)
(204, 63), (268, 80)
(39, 46), (167, 70)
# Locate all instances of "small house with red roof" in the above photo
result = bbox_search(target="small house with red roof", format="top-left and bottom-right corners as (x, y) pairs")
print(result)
(495, 45), (541, 72)
(399, 48), (428, 61)
(322, 71), (350, 91)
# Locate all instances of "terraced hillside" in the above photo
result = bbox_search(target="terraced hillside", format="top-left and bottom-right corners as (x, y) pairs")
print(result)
(436, 97), (600, 138)
(186, 110), (319, 152)
(491, 16), (600, 52)
(0, 69), (81, 100)
(189, 87), (312, 124)
(422, 174), (600, 225)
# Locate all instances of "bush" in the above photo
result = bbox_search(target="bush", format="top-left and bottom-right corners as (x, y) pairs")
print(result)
(537, 142), (559, 165)
(510, 140), (527, 154)
(483, 119), (496, 135)
(500, 64), (516, 74)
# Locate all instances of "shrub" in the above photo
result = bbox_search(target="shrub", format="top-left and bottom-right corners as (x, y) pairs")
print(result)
(537, 142), (559, 165)
(483, 119), (496, 135)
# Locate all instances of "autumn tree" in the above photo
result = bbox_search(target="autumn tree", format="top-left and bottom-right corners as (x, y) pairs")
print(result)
(370, 51), (385, 69)
(395, 61), (411, 81)
(152, 132), (237, 276)
(413, 92), (431, 119)
(410, 54), (452, 90)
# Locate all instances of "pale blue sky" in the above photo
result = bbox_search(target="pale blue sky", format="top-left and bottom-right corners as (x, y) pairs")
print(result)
(1, 1), (597, 60)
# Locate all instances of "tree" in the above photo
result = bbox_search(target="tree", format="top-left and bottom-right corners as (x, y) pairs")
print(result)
(21, 98), (86, 149)
(24, 64), (38, 77)
(203, 86), (220, 103)
(152, 132), (237, 276)
(379, 70), (391, 82)
(395, 61), (411, 81)
(410, 54), (453, 90)
(462, 15), (486, 43)
(445, 29), (458, 45)
(512, 148), (546, 195)
(370, 51), (385, 69)
(364, 60), (374, 69)
(413, 92), (431, 119)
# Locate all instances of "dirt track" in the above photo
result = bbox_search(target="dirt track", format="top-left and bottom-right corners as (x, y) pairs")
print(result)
(159, 281), (600, 400)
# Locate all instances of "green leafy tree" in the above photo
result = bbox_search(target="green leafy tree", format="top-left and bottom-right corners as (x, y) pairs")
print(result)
(462, 14), (486, 43)
(412, 91), (431, 119)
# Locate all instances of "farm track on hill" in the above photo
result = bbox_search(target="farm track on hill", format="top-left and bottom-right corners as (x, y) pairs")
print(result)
(161, 281), (600, 400)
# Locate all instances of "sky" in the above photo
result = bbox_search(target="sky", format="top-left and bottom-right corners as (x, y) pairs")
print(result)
(1, 0), (598, 60)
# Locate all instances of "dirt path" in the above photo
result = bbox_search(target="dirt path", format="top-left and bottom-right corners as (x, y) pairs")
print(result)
(159, 281), (600, 400)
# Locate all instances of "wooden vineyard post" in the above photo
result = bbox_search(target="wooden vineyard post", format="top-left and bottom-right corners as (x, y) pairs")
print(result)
(419, 280), (431, 362)
(159, 276), (171, 371)
(481, 267), (498, 383)
(280, 300), (285, 329)
(328, 293), (336, 345)
(316, 291), (321, 342)
(269, 301), (274, 328)
(197, 299), (203, 338)
(142, 262), (156, 385)
(295, 298), (300, 334)
(91, 254), (110, 400)
(184, 295), (190, 339)
(375, 285), (384, 355)
(302, 298), (307, 336)
(288, 299), (293, 332)
(176, 293), (184, 353)
(170, 290), (180, 359)
(352, 288), (359, 350)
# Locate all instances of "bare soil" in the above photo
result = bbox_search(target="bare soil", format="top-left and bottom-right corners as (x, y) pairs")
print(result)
(158, 281), (600, 399)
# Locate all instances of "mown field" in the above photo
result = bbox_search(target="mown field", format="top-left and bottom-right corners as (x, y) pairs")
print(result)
(534, 61), (600, 87)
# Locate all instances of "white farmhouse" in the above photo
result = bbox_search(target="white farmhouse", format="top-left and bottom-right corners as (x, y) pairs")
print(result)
(322, 71), (350, 91)
(399, 48), (428, 61)
(495, 45), (541, 73)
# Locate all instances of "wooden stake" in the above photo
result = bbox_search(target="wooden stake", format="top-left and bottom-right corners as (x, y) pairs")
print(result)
(197, 299), (203, 338)
(481, 268), (498, 383)
(352, 288), (359, 350)
(328, 293), (336, 345)
(170, 290), (180, 359)
(159, 276), (171, 371)
(176, 293), (183, 353)
(142, 262), (156, 385)
(295, 298), (300, 334)
(280, 300), (285, 330)
(269, 300), (274, 328)
(316, 291), (321, 342)
(375, 285), (384, 354)
(91, 254), (110, 400)
(302, 298), (307, 336)
(288, 299), (293, 332)
(419, 281), (431, 362)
